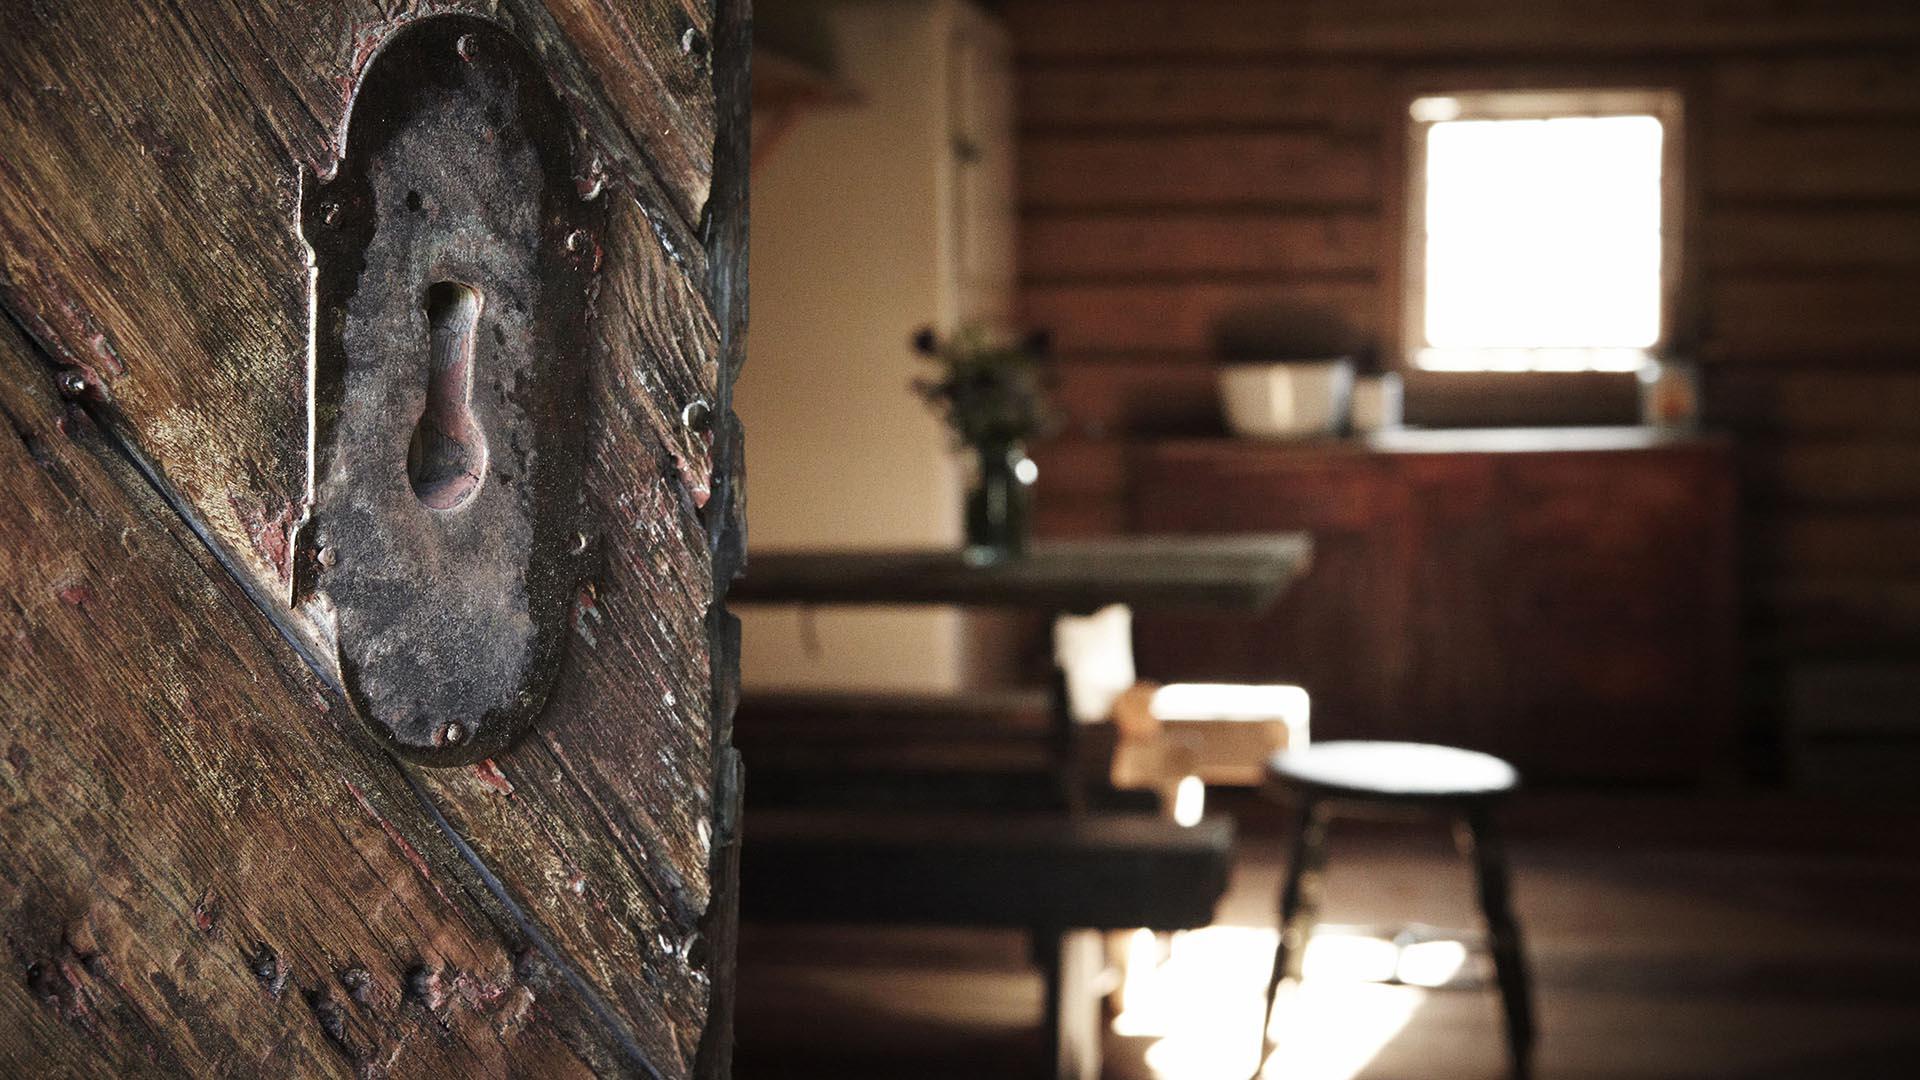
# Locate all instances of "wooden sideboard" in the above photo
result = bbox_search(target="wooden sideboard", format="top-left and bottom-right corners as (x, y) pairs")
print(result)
(1128, 429), (1738, 783)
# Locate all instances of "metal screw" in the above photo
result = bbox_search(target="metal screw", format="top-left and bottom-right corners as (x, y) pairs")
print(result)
(680, 398), (712, 433)
(319, 202), (342, 228)
(57, 370), (87, 396)
(442, 721), (466, 745)
(455, 34), (479, 62)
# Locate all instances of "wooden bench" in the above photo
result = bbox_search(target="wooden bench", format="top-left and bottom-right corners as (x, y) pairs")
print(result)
(735, 688), (1133, 813)
(742, 809), (1234, 1080)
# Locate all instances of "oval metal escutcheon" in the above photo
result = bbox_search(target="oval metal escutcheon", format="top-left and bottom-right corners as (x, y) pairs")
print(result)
(300, 15), (602, 765)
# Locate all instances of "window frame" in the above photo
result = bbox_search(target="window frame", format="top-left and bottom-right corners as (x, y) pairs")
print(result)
(1398, 87), (1688, 377)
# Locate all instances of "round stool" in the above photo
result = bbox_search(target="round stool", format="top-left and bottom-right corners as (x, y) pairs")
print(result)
(1259, 741), (1534, 1079)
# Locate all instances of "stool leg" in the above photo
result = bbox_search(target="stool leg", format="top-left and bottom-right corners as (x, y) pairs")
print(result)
(1459, 806), (1535, 1080)
(1262, 798), (1329, 1053)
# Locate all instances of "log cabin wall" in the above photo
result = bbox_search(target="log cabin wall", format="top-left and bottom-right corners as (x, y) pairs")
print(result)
(1003, 1), (1920, 770)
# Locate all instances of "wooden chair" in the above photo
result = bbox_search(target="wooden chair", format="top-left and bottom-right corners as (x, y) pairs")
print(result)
(1260, 741), (1535, 1079)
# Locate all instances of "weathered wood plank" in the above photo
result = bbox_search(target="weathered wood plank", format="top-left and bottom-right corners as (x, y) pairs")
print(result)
(1047, 358), (1222, 438)
(0, 3), (739, 1075)
(1006, 0), (1920, 60)
(1709, 122), (1920, 201)
(1018, 62), (1387, 131)
(0, 0), (712, 616)
(1739, 439), (1920, 507)
(1022, 279), (1379, 353)
(518, 0), (716, 223)
(1020, 131), (1380, 210)
(0, 0), (317, 605)
(1029, 437), (1131, 500)
(166, 0), (714, 238)
(1713, 52), (1920, 121)
(1761, 513), (1920, 573)
(1709, 274), (1920, 358)
(1759, 575), (1920, 654)
(1702, 207), (1920, 271)
(1022, 210), (1381, 281)
(1706, 369), (1920, 435)
(0, 318), (621, 1077)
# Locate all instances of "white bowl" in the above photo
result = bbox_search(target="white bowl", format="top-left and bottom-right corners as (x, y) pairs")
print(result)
(1218, 360), (1354, 438)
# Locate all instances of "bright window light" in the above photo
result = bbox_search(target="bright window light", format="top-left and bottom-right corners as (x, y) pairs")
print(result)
(1171, 775), (1206, 827)
(1411, 92), (1676, 372)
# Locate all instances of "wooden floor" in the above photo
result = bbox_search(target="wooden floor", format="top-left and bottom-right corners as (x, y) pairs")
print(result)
(735, 791), (1920, 1079)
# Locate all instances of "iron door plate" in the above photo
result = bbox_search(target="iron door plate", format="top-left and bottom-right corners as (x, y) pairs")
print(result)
(298, 15), (604, 765)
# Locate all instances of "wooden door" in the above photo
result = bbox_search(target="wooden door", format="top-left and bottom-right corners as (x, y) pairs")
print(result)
(0, 3), (748, 1076)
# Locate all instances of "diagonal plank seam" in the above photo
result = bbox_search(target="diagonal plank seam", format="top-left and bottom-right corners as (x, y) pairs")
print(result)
(0, 299), (668, 1080)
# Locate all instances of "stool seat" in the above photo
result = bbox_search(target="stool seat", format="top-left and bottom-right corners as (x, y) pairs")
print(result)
(1266, 740), (1519, 801)
(1261, 739), (1534, 1078)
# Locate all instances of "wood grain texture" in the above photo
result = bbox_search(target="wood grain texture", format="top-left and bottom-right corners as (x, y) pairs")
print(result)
(1713, 51), (1920, 120)
(1022, 211), (1380, 281)
(1019, 62), (1387, 131)
(1003, 0), (1920, 751)
(1762, 513), (1920, 574)
(1023, 279), (1379, 353)
(1006, 1), (1920, 60)
(1707, 369), (1920, 435)
(1020, 131), (1380, 210)
(0, 1), (744, 1075)
(1047, 359), (1221, 438)
(0, 0), (712, 615)
(1708, 121), (1920, 201)
(0, 317), (623, 1077)
(1703, 207), (1920, 271)
(1708, 274), (1920, 359)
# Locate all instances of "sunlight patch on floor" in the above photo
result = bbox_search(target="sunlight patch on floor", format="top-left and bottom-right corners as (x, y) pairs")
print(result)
(1115, 926), (1464, 1080)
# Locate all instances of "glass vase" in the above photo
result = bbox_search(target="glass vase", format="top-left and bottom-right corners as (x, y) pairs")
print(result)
(964, 442), (1035, 563)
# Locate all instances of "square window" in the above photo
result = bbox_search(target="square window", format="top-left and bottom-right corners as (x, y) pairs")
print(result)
(1406, 91), (1682, 373)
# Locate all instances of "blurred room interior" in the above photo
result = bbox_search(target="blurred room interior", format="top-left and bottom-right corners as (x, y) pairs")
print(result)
(728, 2), (1920, 1077)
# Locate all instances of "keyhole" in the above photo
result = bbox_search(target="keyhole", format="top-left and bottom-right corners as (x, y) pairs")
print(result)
(408, 281), (486, 510)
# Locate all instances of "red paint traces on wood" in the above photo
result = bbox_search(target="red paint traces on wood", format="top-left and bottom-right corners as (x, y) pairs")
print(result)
(570, 584), (603, 647)
(342, 779), (453, 908)
(2, 255), (127, 378)
(472, 759), (515, 796)
(575, 157), (609, 200)
(25, 944), (101, 1029)
(676, 455), (711, 509)
(192, 890), (218, 933)
(447, 969), (513, 1012)
(85, 333), (121, 374)
(226, 490), (298, 584)
(56, 583), (94, 610)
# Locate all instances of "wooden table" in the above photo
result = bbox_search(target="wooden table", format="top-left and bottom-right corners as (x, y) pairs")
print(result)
(731, 534), (1313, 613)
(730, 533), (1313, 803)
(730, 533), (1312, 1080)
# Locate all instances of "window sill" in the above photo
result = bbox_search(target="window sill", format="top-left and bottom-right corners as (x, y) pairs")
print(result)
(1400, 368), (1641, 429)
